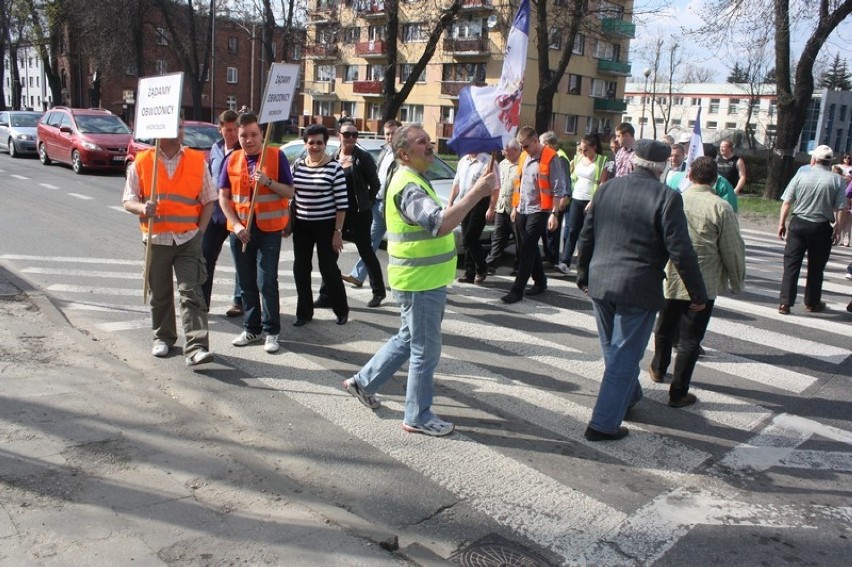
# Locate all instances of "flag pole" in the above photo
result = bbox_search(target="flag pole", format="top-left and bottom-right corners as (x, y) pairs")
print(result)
(241, 123), (274, 252)
(142, 139), (161, 301)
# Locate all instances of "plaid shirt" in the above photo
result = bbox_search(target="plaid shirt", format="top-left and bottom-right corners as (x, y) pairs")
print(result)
(615, 146), (635, 178)
(394, 166), (445, 236)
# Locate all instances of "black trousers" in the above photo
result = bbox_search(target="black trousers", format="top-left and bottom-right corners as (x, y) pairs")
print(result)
(486, 210), (519, 269)
(201, 220), (241, 310)
(780, 217), (833, 307)
(511, 211), (547, 294)
(293, 218), (349, 320)
(560, 199), (589, 267)
(320, 208), (386, 297)
(651, 299), (715, 401)
(461, 196), (491, 278)
(540, 210), (563, 264)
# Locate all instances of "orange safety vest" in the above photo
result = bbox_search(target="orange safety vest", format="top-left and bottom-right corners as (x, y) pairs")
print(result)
(136, 148), (205, 235)
(511, 146), (556, 210)
(226, 147), (289, 232)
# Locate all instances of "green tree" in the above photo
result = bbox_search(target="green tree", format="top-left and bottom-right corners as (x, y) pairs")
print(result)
(727, 62), (750, 83)
(819, 53), (852, 90)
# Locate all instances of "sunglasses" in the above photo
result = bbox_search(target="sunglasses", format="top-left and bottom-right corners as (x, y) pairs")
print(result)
(306, 140), (325, 146)
(341, 131), (358, 139)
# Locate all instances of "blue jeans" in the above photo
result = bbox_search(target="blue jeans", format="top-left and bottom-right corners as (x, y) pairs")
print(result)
(589, 299), (657, 434)
(354, 287), (447, 426)
(349, 199), (386, 284)
(230, 229), (281, 335)
(201, 220), (241, 309)
(560, 199), (589, 267)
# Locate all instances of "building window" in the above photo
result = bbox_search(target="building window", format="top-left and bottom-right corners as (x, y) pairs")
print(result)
(441, 106), (454, 123)
(343, 27), (361, 43)
(672, 96), (684, 105)
(226, 67), (238, 83)
(403, 23), (429, 42)
(639, 117), (648, 126)
(399, 104), (424, 123)
(228, 37), (238, 54)
(341, 101), (356, 118)
(750, 99), (761, 112)
(691, 97), (701, 106)
(572, 34), (584, 55)
(623, 116), (632, 123)
(155, 60), (168, 75)
(725, 122), (737, 129)
(548, 27), (561, 50)
(343, 65), (359, 82)
(226, 96), (236, 111)
(451, 18), (485, 39)
(368, 25), (386, 41)
(688, 120), (695, 128)
(709, 98), (720, 113)
(591, 38), (617, 60)
(155, 27), (168, 45)
(293, 45), (302, 60)
(317, 26), (337, 44)
(399, 64), (426, 83)
(564, 115), (577, 134)
(368, 103), (383, 120)
(590, 79), (616, 98)
(671, 119), (681, 126)
(728, 98), (739, 115)
(315, 64), (335, 82)
(366, 64), (384, 81)
(568, 74), (582, 95)
(706, 121), (718, 129)
(28, 77), (33, 87)
(313, 100), (334, 116)
(442, 63), (486, 83)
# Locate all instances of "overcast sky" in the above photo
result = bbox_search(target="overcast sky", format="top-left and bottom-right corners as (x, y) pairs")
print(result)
(632, 0), (852, 83)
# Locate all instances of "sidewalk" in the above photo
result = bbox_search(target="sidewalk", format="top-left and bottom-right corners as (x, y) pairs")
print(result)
(0, 266), (421, 566)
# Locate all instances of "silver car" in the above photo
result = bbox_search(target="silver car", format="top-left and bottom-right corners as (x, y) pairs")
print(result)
(0, 110), (43, 157)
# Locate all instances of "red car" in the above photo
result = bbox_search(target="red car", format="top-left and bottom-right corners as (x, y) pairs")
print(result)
(37, 107), (131, 174)
(124, 120), (220, 176)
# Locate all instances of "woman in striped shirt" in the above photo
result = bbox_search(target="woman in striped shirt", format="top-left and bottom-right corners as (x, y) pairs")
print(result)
(291, 124), (350, 326)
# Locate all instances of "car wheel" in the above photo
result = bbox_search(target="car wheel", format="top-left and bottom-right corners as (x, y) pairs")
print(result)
(8, 138), (17, 158)
(72, 150), (84, 174)
(38, 142), (52, 165)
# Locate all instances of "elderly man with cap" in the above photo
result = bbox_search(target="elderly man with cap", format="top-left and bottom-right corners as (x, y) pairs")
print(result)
(576, 139), (707, 441)
(778, 144), (847, 315)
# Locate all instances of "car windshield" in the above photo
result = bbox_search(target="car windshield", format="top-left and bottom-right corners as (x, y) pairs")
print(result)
(183, 124), (220, 149)
(75, 114), (131, 134)
(11, 114), (41, 127)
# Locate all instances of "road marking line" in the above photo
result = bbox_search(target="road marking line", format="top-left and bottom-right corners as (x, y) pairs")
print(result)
(108, 205), (132, 214)
(24, 267), (140, 279)
(714, 294), (852, 336)
(67, 193), (94, 200)
(0, 254), (140, 265)
(39, 183), (59, 189)
(10, 174), (29, 180)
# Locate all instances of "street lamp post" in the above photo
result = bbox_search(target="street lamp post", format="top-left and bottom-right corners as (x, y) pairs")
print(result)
(640, 67), (651, 139)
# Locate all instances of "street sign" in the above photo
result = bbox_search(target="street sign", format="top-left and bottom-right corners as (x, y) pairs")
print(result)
(134, 72), (184, 139)
(257, 63), (299, 125)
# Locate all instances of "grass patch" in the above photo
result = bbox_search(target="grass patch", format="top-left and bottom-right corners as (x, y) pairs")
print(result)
(738, 195), (781, 217)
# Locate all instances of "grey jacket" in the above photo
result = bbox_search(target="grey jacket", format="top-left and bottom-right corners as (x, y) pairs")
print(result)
(576, 167), (708, 312)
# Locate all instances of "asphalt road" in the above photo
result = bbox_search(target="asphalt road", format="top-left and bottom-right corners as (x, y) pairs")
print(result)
(1, 152), (851, 566)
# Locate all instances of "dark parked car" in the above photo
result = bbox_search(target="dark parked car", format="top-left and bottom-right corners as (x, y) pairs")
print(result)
(37, 107), (131, 174)
(0, 110), (43, 157)
(124, 120), (220, 175)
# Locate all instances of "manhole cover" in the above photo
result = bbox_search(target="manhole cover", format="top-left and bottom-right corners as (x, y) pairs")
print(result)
(450, 533), (553, 567)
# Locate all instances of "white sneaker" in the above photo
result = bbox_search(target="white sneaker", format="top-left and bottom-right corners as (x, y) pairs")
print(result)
(151, 341), (170, 358)
(402, 415), (455, 437)
(186, 350), (214, 366)
(554, 262), (570, 275)
(232, 331), (261, 346)
(845, 272), (852, 280)
(264, 334), (280, 353)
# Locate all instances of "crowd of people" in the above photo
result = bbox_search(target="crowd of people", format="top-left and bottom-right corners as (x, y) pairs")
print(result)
(122, 114), (851, 439)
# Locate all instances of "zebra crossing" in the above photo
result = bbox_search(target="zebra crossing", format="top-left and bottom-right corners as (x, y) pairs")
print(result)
(2, 226), (851, 565)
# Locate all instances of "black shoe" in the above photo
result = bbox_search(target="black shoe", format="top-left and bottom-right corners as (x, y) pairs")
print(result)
(366, 294), (385, 308)
(501, 292), (522, 304)
(697, 345), (706, 356)
(584, 425), (629, 441)
(847, 300), (852, 314)
(668, 393), (698, 408)
(314, 296), (332, 308)
(474, 273), (487, 284)
(526, 284), (547, 296)
(647, 363), (665, 383)
(510, 270), (518, 277)
(457, 275), (475, 284)
(293, 318), (311, 327)
(336, 314), (349, 325)
(804, 301), (827, 313)
(486, 265), (496, 275)
(541, 260), (554, 269)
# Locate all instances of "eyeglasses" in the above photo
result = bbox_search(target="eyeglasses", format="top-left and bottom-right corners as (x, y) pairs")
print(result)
(306, 140), (325, 146)
(341, 131), (358, 139)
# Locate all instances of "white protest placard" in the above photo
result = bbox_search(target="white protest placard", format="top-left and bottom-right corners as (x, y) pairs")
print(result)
(134, 72), (184, 139)
(258, 63), (299, 125)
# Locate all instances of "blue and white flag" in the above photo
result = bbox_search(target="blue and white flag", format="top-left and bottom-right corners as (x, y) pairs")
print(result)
(678, 105), (704, 191)
(447, 0), (529, 156)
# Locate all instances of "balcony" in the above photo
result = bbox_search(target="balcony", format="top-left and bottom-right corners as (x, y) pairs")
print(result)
(601, 18), (636, 39)
(593, 98), (628, 113)
(354, 0), (386, 18)
(443, 36), (490, 57)
(305, 81), (336, 97)
(355, 40), (387, 57)
(305, 45), (339, 59)
(460, 0), (494, 12)
(597, 59), (632, 76)
(440, 81), (485, 97)
(353, 80), (383, 95)
(309, 1), (338, 23)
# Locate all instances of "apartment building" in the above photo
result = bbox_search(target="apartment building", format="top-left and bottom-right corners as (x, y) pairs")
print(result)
(302, 0), (636, 149)
(623, 82), (852, 155)
(2, 44), (52, 111)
